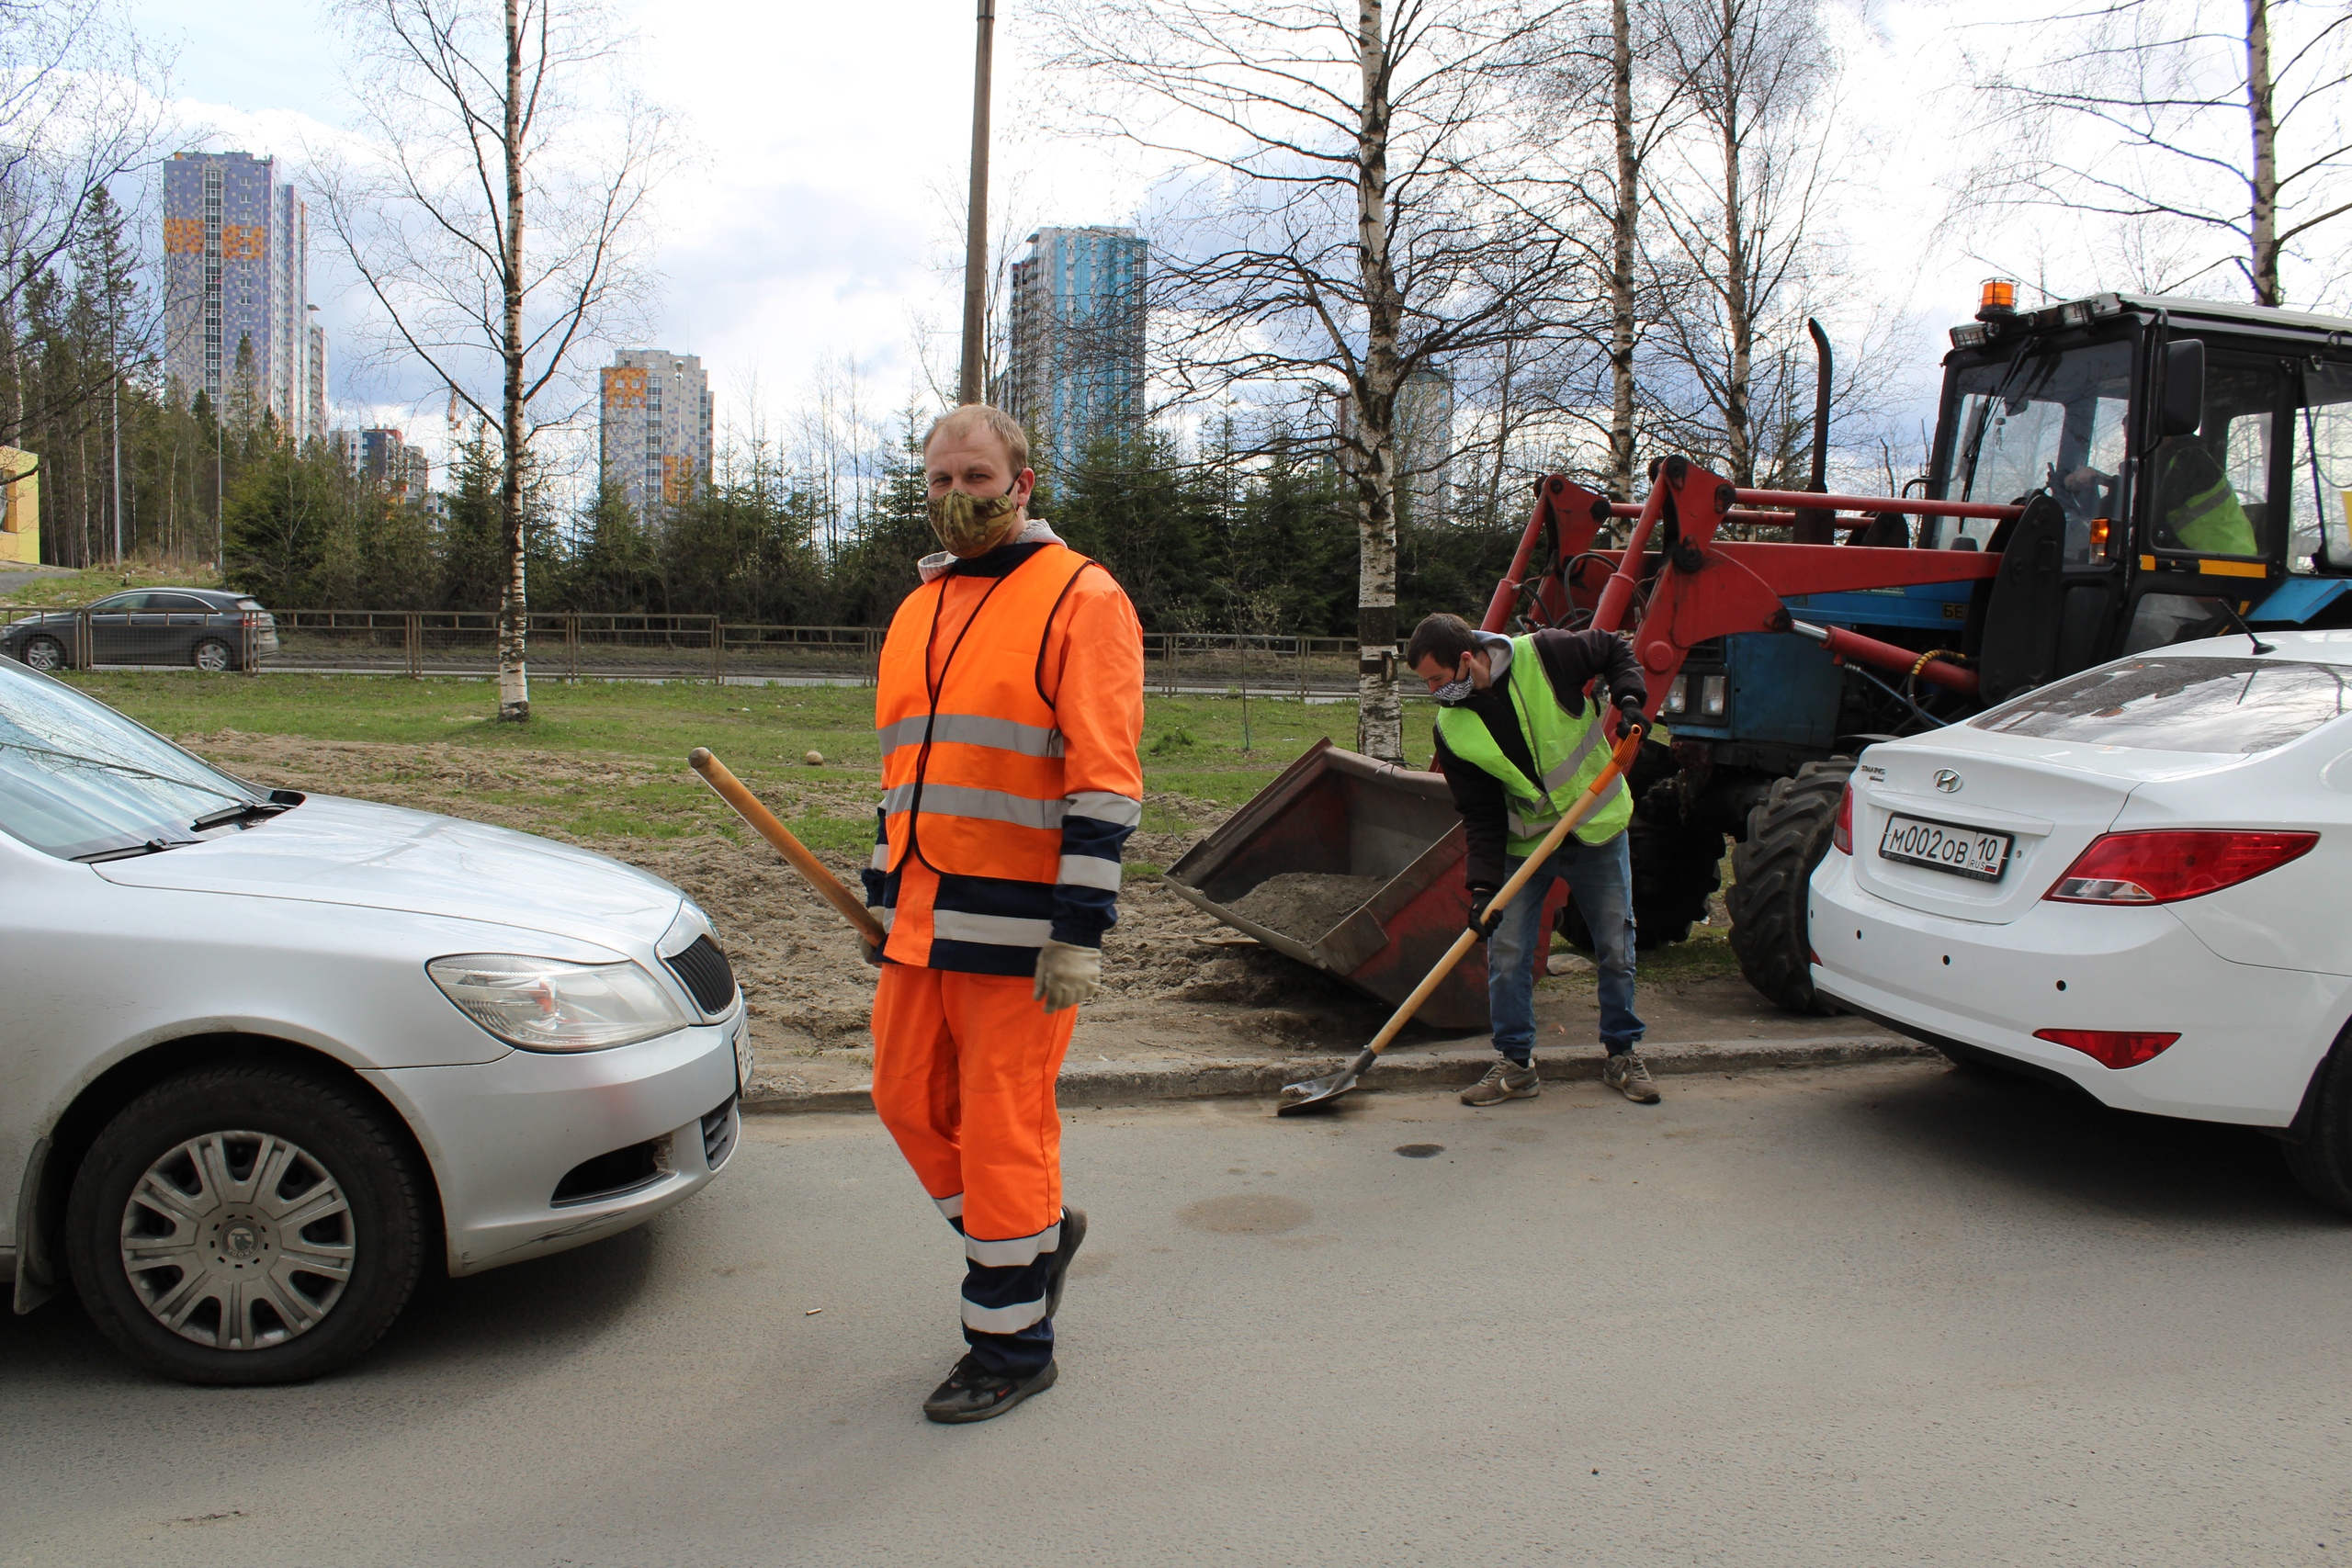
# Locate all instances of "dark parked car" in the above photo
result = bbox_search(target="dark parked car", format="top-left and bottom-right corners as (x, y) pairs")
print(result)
(3, 589), (278, 672)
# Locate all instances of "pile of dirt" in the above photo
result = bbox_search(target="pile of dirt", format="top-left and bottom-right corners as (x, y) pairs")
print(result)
(174, 729), (1385, 1062)
(1227, 872), (1387, 942)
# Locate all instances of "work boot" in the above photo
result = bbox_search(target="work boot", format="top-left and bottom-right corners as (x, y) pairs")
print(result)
(1462, 1056), (1540, 1106)
(922, 1353), (1058, 1424)
(1043, 1206), (1087, 1322)
(1603, 1051), (1661, 1104)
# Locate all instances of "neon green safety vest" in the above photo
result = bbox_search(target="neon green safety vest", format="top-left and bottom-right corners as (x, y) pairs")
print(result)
(1435, 635), (1634, 855)
(2169, 469), (2257, 557)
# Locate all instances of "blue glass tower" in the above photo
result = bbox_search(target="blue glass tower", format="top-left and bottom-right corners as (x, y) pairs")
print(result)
(1007, 227), (1147, 468)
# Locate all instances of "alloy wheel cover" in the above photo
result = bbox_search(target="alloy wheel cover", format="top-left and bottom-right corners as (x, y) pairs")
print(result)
(119, 1130), (356, 1350)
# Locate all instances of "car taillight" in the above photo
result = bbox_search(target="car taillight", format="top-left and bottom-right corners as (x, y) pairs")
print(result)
(2033, 1028), (2179, 1069)
(2045, 830), (2317, 905)
(1830, 783), (1853, 854)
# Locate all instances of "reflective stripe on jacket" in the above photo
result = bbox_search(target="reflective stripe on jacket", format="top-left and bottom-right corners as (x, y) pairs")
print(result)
(1433, 633), (1632, 855)
(867, 539), (1146, 976)
(2171, 475), (2257, 557)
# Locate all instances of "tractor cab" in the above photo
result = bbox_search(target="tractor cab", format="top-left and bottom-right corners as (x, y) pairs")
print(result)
(1930, 291), (2352, 694)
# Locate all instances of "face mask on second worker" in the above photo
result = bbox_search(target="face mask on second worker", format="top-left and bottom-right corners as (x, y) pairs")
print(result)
(926, 480), (1022, 556)
(1430, 655), (1476, 706)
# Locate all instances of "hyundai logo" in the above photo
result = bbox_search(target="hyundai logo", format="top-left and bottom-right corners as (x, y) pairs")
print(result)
(1933, 769), (1963, 794)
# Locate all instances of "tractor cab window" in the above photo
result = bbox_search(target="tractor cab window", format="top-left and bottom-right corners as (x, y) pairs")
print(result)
(2287, 360), (2352, 572)
(2145, 360), (2281, 560)
(1941, 340), (2132, 562)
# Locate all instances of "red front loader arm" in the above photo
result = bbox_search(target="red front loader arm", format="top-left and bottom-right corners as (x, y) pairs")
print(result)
(1481, 457), (2016, 720)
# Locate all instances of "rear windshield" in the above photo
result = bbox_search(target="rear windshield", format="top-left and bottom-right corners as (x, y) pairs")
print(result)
(1973, 656), (2352, 753)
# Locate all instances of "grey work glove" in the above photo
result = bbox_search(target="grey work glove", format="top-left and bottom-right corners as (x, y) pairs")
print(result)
(1034, 940), (1102, 1013)
(857, 931), (885, 967)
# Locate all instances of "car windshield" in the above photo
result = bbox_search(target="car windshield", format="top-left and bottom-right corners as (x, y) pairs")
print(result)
(0, 660), (261, 858)
(1941, 341), (2132, 554)
(1972, 655), (2352, 754)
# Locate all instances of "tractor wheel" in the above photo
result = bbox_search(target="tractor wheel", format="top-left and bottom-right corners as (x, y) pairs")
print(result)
(1726, 758), (1856, 1014)
(1556, 784), (1726, 953)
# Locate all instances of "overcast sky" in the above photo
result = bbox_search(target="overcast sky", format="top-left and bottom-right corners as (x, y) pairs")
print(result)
(124, 0), (2312, 476)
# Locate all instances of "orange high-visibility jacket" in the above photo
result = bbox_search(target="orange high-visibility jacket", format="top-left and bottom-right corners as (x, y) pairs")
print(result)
(865, 536), (1145, 975)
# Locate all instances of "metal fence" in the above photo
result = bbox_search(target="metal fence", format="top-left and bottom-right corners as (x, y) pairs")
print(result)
(1, 604), (1370, 694)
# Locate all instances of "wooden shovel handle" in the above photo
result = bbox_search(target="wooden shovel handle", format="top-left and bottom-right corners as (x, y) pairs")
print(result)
(689, 747), (887, 947)
(1360, 728), (1644, 1061)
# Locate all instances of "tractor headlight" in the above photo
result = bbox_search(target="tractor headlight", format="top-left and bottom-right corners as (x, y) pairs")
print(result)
(427, 953), (691, 1052)
(1700, 675), (1727, 717)
(1664, 675), (1689, 715)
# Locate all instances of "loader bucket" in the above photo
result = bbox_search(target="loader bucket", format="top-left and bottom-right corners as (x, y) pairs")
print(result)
(1166, 739), (1491, 1032)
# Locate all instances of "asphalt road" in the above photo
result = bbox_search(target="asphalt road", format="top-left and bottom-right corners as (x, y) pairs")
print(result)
(6, 1061), (2349, 1567)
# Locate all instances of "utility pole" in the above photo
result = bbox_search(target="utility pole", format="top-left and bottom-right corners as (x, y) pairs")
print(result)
(956, 0), (995, 406)
(109, 285), (122, 567)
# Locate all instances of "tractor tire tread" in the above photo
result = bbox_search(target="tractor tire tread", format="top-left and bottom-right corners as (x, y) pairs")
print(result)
(1726, 758), (1855, 1015)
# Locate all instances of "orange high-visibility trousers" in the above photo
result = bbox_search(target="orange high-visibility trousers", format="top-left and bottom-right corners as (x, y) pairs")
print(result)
(872, 964), (1077, 1262)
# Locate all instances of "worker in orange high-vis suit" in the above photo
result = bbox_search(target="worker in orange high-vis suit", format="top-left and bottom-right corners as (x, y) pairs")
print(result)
(861, 402), (1145, 1424)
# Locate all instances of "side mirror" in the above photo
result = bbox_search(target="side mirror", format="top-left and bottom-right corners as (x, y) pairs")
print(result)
(2162, 339), (2206, 438)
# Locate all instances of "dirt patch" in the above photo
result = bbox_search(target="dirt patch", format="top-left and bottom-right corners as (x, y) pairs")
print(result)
(1226, 872), (1387, 942)
(175, 729), (1389, 1077)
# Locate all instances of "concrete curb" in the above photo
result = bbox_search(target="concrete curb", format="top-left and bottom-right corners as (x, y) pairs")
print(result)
(741, 1034), (1935, 1116)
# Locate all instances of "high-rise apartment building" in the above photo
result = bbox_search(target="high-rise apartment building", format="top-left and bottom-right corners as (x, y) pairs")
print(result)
(1396, 367), (1454, 525)
(162, 151), (322, 444)
(306, 316), (329, 444)
(1006, 226), (1147, 468)
(599, 350), (713, 522)
(330, 427), (430, 503)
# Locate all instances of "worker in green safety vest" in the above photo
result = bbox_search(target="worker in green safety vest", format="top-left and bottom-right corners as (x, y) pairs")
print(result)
(2154, 443), (2257, 556)
(2068, 442), (2258, 556)
(1405, 612), (1660, 1107)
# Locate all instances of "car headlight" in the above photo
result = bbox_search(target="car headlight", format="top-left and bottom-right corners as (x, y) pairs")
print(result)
(426, 953), (691, 1051)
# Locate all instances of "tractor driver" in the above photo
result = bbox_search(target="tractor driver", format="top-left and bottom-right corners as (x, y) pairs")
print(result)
(2064, 441), (2257, 558)
(1405, 612), (1660, 1109)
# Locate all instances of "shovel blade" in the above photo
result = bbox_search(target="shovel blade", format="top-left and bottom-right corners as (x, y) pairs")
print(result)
(1276, 1066), (1359, 1115)
(1276, 1047), (1377, 1116)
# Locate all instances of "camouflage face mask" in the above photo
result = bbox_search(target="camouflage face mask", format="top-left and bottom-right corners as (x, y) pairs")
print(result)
(926, 486), (1021, 555)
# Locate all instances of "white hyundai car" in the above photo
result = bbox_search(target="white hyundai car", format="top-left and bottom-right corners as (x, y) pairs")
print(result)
(0, 658), (748, 1383)
(1810, 630), (2352, 1209)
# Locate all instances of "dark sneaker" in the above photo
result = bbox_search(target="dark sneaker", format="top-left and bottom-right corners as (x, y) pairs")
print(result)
(1043, 1206), (1087, 1322)
(1603, 1052), (1661, 1104)
(1462, 1056), (1540, 1106)
(922, 1353), (1058, 1424)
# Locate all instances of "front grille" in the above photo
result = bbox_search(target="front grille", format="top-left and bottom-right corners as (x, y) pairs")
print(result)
(702, 1096), (739, 1170)
(665, 934), (737, 1015)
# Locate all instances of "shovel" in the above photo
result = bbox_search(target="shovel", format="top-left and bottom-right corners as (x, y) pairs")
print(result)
(1276, 728), (1645, 1116)
(688, 747), (886, 947)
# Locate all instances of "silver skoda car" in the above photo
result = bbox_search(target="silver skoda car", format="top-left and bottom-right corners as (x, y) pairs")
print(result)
(0, 658), (747, 1383)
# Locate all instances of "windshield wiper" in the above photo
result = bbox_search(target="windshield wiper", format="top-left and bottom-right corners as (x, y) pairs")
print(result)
(190, 799), (292, 832)
(75, 836), (202, 863)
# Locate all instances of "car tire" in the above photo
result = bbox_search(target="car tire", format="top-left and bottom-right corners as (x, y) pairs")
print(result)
(2284, 1031), (2352, 1214)
(1725, 758), (1856, 1015)
(63, 1063), (427, 1385)
(22, 635), (67, 672)
(192, 637), (235, 673)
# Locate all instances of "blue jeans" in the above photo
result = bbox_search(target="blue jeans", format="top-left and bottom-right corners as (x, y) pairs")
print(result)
(1487, 830), (1644, 1063)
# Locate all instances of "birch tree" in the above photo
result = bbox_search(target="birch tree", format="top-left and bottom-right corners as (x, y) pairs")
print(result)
(1963, 0), (2350, 307)
(316, 0), (667, 721)
(1645, 0), (1833, 487)
(1035, 0), (1589, 761)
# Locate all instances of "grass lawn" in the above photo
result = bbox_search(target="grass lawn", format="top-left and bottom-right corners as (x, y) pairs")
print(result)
(63, 671), (1367, 852)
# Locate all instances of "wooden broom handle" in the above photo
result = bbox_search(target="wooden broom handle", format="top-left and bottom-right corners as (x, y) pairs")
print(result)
(689, 748), (888, 946)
